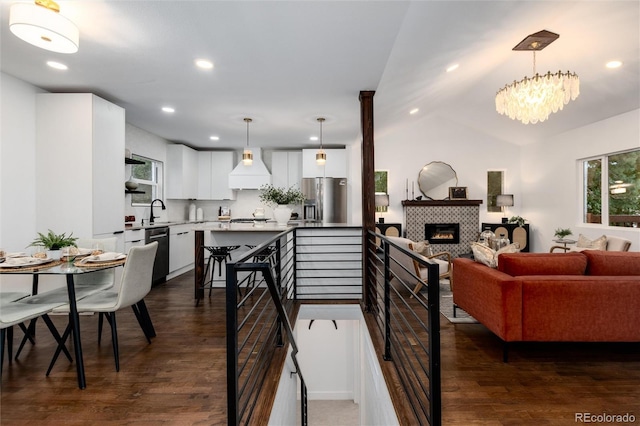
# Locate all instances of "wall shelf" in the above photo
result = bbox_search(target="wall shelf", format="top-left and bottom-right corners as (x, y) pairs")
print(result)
(125, 157), (145, 165)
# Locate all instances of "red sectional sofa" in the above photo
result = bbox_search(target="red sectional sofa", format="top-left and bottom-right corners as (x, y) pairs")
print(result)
(452, 251), (640, 361)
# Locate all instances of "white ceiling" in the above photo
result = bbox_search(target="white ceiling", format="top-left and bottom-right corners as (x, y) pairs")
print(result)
(1, 1), (638, 150)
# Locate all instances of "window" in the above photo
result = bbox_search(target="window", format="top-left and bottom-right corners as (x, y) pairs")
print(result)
(375, 170), (388, 212)
(130, 154), (163, 206)
(582, 149), (640, 228)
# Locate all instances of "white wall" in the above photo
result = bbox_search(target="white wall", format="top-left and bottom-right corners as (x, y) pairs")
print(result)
(522, 109), (640, 252)
(374, 113), (521, 228)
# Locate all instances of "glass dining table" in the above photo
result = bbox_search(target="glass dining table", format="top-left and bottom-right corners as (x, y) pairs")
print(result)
(0, 259), (125, 389)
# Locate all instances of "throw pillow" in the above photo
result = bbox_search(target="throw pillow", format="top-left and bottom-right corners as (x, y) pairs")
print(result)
(413, 241), (433, 257)
(471, 242), (521, 268)
(570, 234), (607, 252)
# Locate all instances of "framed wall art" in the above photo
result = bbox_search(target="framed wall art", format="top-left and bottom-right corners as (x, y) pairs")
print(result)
(449, 186), (468, 200)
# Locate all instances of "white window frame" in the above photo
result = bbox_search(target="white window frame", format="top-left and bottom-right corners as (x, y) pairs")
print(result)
(130, 154), (164, 207)
(579, 148), (639, 228)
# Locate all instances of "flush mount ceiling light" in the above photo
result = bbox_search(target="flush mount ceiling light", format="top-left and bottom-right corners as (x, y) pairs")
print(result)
(316, 117), (326, 165)
(495, 30), (579, 124)
(10, 0), (79, 54)
(243, 118), (253, 166)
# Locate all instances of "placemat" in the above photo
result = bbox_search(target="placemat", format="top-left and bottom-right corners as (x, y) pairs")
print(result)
(0, 259), (63, 272)
(73, 257), (127, 268)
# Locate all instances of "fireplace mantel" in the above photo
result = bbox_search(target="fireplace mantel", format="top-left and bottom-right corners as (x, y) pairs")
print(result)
(402, 200), (483, 207)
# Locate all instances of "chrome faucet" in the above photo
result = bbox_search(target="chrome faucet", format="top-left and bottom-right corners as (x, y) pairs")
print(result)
(149, 199), (166, 225)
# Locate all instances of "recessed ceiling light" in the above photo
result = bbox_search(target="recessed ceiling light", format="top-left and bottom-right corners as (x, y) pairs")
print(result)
(446, 63), (459, 72)
(162, 106), (175, 113)
(409, 108), (419, 115)
(195, 59), (214, 69)
(210, 136), (220, 141)
(47, 60), (67, 70)
(310, 136), (319, 141)
(606, 60), (622, 69)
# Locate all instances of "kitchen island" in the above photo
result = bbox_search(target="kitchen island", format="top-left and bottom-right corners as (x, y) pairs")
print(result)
(192, 222), (363, 301)
(193, 222), (294, 299)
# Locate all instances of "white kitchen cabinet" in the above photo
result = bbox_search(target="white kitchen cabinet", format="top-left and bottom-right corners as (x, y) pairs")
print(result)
(124, 229), (145, 253)
(169, 224), (194, 273)
(167, 144), (199, 199)
(302, 149), (346, 178)
(36, 93), (125, 240)
(198, 151), (237, 200)
(272, 151), (302, 189)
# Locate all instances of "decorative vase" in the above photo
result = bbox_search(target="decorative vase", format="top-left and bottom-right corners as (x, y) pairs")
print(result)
(47, 249), (62, 260)
(273, 205), (292, 226)
(125, 177), (138, 190)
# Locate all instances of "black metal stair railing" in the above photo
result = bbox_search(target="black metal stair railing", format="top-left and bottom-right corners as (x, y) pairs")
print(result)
(225, 231), (307, 426)
(365, 230), (442, 426)
(224, 226), (441, 425)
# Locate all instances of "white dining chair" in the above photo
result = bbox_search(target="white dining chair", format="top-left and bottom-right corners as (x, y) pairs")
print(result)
(48, 242), (158, 373)
(1, 295), (68, 377)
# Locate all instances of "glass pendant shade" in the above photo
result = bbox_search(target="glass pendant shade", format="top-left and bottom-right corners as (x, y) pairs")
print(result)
(316, 117), (326, 165)
(10, 1), (79, 54)
(242, 149), (253, 165)
(243, 117), (253, 165)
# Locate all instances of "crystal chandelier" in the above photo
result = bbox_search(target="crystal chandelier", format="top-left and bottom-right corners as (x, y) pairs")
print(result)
(495, 30), (579, 125)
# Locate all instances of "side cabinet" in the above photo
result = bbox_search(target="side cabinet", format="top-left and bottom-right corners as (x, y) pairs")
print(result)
(167, 144), (198, 199)
(124, 229), (145, 253)
(169, 224), (195, 273)
(481, 223), (530, 252)
(36, 93), (125, 239)
(197, 151), (237, 200)
(272, 151), (302, 189)
(302, 149), (346, 178)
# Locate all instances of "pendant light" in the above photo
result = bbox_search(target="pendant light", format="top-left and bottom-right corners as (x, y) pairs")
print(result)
(242, 118), (253, 166)
(9, 0), (79, 54)
(316, 117), (326, 165)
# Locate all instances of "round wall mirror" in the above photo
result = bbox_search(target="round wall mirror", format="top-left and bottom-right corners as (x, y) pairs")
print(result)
(418, 161), (458, 200)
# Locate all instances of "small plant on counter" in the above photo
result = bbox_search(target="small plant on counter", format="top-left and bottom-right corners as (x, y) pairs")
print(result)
(554, 228), (573, 239)
(507, 216), (527, 227)
(28, 229), (78, 250)
(259, 184), (305, 206)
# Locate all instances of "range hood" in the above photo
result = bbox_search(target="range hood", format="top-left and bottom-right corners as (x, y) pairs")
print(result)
(228, 148), (271, 190)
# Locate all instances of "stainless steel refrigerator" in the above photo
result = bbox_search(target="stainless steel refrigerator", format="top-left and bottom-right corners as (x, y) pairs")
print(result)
(301, 177), (348, 223)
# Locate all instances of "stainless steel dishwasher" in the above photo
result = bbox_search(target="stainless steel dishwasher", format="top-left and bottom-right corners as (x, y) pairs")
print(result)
(145, 226), (169, 286)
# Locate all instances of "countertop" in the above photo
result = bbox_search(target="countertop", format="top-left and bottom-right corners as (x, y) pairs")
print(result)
(125, 220), (210, 231)
(125, 220), (358, 231)
(197, 222), (295, 232)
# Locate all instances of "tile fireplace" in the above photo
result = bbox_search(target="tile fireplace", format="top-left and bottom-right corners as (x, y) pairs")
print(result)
(402, 199), (483, 257)
(425, 223), (460, 244)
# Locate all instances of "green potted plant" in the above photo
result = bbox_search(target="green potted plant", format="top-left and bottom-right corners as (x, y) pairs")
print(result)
(259, 184), (305, 226)
(28, 229), (77, 258)
(507, 216), (526, 227)
(554, 227), (573, 240)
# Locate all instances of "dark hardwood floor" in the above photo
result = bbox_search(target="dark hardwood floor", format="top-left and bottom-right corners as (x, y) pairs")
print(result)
(2, 271), (639, 425)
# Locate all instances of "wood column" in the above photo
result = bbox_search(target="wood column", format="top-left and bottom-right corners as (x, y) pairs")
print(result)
(360, 90), (375, 310)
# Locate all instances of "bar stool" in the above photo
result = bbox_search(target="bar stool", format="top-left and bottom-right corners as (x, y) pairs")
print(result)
(197, 245), (240, 306)
(244, 244), (277, 291)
